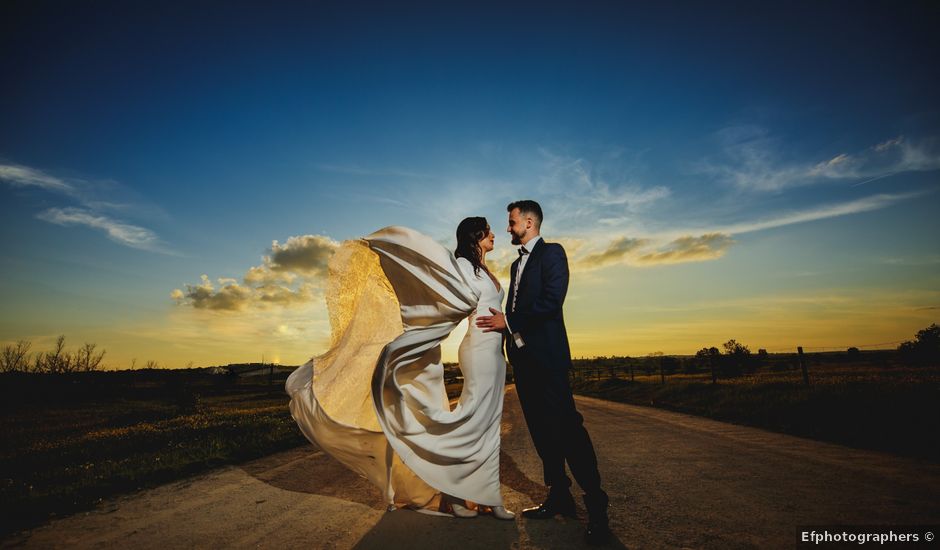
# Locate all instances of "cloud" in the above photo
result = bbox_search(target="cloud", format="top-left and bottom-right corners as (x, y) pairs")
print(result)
(634, 233), (735, 265)
(172, 275), (253, 311)
(577, 236), (650, 269)
(0, 163), (76, 194)
(700, 130), (940, 191)
(3, 161), (172, 253)
(173, 234), (337, 312)
(35, 207), (172, 253)
(537, 149), (670, 231)
(565, 189), (923, 272)
(714, 191), (925, 235)
(267, 235), (337, 275)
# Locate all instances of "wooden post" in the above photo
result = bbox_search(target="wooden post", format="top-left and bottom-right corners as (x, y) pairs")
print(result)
(798, 346), (809, 385)
(710, 355), (717, 384)
(660, 357), (665, 385)
(630, 362), (634, 382)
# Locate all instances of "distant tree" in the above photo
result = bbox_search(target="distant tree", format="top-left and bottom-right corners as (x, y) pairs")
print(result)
(696, 347), (721, 382)
(37, 335), (73, 373)
(720, 339), (752, 378)
(898, 324), (940, 365)
(1, 340), (32, 373)
(661, 355), (680, 375)
(144, 359), (160, 370)
(644, 352), (662, 375)
(130, 358), (137, 370)
(74, 342), (106, 372)
(846, 347), (861, 361)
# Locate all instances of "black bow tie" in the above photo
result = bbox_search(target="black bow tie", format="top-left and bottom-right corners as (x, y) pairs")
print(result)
(518, 246), (529, 257)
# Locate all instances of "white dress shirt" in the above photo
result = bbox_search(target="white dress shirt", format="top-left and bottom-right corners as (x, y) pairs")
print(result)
(508, 235), (541, 348)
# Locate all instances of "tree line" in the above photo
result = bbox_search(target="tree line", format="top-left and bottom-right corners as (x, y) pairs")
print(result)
(0, 335), (106, 373)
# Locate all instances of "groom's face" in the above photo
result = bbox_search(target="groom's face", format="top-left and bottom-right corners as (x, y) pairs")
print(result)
(507, 208), (527, 245)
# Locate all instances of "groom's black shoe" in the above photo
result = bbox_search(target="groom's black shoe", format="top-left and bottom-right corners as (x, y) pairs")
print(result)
(521, 490), (577, 519)
(583, 492), (612, 546)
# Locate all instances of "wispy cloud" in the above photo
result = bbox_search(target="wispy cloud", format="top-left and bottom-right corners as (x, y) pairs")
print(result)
(634, 233), (735, 265)
(0, 163), (76, 194)
(174, 234), (338, 311)
(2, 161), (173, 253)
(566, 190), (924, 272)
(699, 129), (940, 191)
(35, 207), (175, 253)
(535, 148), (670, 232)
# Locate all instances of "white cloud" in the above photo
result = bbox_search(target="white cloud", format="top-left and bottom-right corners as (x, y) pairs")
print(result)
(3, 161), (172, 253)
(174, 234), (337, 312)
(35, 207), (172, 253)
(0, 164), (76, 194)
(700, 130), (940, 191)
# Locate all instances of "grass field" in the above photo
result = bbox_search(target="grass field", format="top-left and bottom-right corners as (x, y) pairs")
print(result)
(0, 370), (305, 538)
(568, 360), (940, 463)
(2, 354), (937, 538)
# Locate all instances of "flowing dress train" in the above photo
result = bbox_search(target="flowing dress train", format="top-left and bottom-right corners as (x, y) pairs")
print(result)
(285, 226), (507, 508)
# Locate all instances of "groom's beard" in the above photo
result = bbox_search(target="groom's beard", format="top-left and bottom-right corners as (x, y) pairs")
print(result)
(511, 234), (522, 245)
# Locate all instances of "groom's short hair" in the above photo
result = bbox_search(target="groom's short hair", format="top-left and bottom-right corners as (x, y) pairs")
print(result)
(507, 200), (543, 229)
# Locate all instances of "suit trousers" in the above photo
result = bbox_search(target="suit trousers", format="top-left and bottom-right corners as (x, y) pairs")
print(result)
(510, 348), (605, 500)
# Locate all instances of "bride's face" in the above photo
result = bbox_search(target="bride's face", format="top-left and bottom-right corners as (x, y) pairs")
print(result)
(478, 226), (495, 254)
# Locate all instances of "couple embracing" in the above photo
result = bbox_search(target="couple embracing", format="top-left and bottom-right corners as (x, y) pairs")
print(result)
(286, 200), (612, 545)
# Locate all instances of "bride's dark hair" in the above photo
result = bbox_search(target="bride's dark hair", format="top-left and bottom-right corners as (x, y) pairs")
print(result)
(454, 216), (489, 277)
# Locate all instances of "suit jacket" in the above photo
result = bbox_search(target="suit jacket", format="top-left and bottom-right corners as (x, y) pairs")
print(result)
(505, 237), (573, 370)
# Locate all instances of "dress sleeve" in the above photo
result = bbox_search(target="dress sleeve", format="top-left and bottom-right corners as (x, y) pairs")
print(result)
(455, 256), (479, 282)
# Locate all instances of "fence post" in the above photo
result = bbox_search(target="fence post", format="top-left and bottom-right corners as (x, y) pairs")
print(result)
(798, 346), (809, 385)
(660, 357), (665, 385)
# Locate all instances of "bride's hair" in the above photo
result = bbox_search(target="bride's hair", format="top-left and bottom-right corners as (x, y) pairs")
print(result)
(455, 216), (489, 277)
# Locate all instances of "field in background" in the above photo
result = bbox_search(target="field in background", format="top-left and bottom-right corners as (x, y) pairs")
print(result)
(0, 369), (303, 538)
(3, 349), (938, 538)
(565, 350), (940, 462)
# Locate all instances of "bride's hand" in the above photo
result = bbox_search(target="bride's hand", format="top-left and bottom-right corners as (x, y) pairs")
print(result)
(475, 308), (506, 332)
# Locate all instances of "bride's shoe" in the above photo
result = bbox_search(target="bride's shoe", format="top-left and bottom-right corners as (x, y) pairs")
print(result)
(442, 494), (478, 518)
(449, 501), (479, 518)
(491, 505), (515, 520)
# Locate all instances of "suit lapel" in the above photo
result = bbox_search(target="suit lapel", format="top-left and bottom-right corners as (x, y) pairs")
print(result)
(517, 238), (545, 299)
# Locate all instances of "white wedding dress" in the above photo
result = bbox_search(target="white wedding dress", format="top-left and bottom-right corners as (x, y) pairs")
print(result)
(285, 226), (508, 509)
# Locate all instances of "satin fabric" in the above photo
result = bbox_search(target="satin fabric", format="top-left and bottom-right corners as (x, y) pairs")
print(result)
(285, 226), (507, 507)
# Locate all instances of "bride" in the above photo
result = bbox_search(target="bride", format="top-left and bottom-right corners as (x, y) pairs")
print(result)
(285, 217), (515, 520)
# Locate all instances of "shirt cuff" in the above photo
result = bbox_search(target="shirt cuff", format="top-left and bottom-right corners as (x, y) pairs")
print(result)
(504, 316), (525, 348)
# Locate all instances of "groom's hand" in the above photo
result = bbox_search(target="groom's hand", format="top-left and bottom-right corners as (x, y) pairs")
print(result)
(476, 308), (507, 332)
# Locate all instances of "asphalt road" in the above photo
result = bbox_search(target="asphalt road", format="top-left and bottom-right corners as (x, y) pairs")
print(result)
(5, 386), (940, 549)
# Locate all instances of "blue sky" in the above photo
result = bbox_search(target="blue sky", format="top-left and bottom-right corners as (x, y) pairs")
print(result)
(1, 1), (938, 367)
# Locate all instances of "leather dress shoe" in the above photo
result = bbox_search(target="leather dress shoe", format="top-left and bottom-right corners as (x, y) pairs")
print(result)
(521, 495), (577, 519)
(583, 492), (611, 545)
(584, 520), (612, 545)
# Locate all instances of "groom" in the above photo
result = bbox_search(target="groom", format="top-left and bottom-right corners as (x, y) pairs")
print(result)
(477, 200), (611, 545)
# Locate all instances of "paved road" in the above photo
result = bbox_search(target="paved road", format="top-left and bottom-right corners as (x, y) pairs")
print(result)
(5, 386), (940, 549)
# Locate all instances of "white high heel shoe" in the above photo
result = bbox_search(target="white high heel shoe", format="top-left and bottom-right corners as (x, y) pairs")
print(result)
(491, 505), (515, 520)
(449, 501), (479, 518)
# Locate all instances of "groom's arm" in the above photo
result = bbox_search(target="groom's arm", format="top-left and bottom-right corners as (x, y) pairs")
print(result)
(504, 244), (569, 338)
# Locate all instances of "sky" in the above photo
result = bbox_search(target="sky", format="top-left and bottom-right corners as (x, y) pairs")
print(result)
(1, 1), (938, 369)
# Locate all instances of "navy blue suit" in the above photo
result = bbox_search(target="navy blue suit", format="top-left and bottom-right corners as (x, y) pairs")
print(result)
(505, 237), (605, 501)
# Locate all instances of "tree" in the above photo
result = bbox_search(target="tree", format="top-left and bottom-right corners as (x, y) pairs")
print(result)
(898, 323), (940, 365)
(39, 335), (73, 373)
(75, 342), (106, 372)
(1, 340), (32, 373)
(696, 347), (721, 382)
(720, 339), (752, 378)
